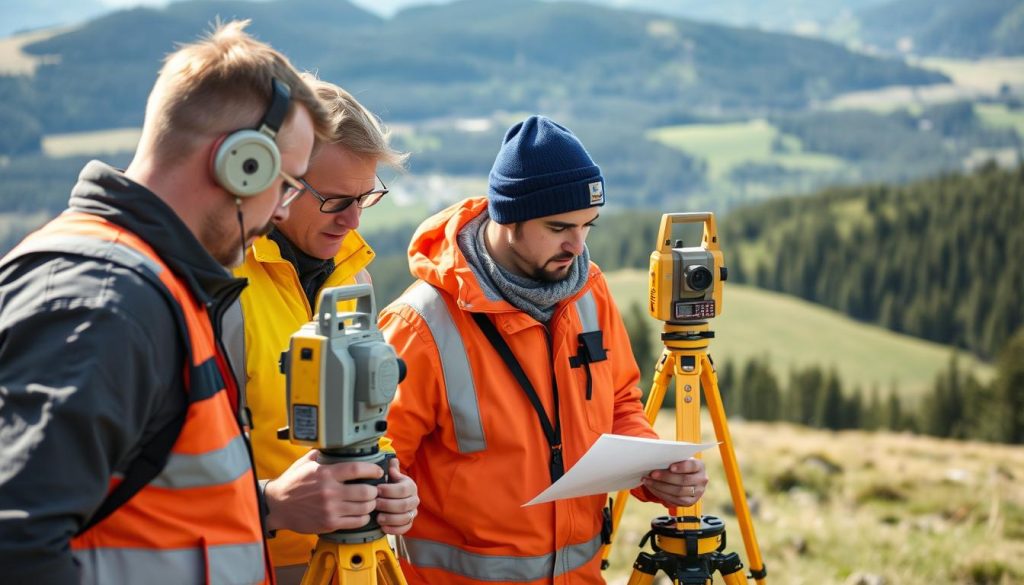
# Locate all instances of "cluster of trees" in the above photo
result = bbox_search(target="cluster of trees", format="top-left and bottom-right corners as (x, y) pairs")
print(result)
(919, 330), (1024, 444)
(622, 299), (1024, 444)
(724, 162), (1024, 359)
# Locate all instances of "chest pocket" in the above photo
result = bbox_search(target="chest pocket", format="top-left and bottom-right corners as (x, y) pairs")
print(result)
(569, 291), (614, 434)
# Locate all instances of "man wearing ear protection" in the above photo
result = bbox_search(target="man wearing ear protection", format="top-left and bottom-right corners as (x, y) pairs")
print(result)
(232, 75), (419, 585)
(0, 21), (331, 584)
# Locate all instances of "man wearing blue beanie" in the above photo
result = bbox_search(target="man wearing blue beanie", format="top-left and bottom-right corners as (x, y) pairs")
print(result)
(380, 115), (708, 584)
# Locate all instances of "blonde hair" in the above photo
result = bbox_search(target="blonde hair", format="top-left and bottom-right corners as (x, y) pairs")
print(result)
(143, 20), (331, 163)
(302, 73), (409, 170)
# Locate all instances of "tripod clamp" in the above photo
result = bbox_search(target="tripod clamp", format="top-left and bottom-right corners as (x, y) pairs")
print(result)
(630, 515), (745, 585)
(661, 330), (715, 342)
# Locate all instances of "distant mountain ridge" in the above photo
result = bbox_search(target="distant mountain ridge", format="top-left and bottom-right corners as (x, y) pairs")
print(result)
(859, 0), (1024, 58)
(0, 0), (107, 37)
(10, 0), (946, 134)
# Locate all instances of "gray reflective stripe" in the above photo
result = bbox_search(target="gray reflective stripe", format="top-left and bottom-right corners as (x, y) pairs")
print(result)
(222, 300), (247, 403)
(403, 534), (602, 581)
(393, 282), (486, 453)
(354, 269), (372, 284)
(575, 290), (599, 333)
(10, 234), (165, 277)
(149, 434), (251, 489)
(74, 541), (265, 585)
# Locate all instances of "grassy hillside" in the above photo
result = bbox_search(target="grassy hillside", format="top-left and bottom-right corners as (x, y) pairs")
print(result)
(604, 412), (1024, 583)
(605, 271), (993, 400)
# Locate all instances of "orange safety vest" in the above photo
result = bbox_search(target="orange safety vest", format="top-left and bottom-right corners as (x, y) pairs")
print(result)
(10, 212), (272, 584)
(380, 197), (658, 585)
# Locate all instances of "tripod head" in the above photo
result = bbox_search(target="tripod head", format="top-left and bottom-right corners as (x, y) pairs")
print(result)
(648, 212), (727, 326)
(632, 516), (745, 585)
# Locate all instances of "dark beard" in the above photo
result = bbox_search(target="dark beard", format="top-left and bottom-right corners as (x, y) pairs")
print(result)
(529, 254), (574, 282)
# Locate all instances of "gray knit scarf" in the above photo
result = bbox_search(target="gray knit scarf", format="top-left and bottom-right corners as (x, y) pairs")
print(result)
(457, 210), (589, 323)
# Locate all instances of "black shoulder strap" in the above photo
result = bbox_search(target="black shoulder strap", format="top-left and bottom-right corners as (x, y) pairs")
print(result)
(471, 312), (564, 482)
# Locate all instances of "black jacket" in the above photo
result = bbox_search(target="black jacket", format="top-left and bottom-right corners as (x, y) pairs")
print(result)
(0, 161), (247, 584)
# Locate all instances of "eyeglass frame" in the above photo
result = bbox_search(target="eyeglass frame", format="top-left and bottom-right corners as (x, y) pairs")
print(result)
(296, 176), (389, 214)
(279, 170), (307, 209)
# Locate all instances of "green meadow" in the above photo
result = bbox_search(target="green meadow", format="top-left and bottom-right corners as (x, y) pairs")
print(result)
(647, 120), (845, 182)
(604, 413), (1024, 584)
(605, 270), (993, 400)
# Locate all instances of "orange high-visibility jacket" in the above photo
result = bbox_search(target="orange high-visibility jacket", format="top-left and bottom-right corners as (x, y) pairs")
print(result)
(14, 212), (272, 584)
(379, 197), (658, 585)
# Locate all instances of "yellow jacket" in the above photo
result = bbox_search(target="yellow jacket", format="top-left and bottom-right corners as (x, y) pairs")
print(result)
(234, 230), (375, 568)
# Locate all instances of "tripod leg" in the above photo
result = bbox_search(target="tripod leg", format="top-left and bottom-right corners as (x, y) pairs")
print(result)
(672, 352), (703, 528)
(375, 539), (408, 585)
(626, 553), (658, 585)
(301, 543), (339, 585)
(701, 353), (767, 584)
(600, 350), (676, 566)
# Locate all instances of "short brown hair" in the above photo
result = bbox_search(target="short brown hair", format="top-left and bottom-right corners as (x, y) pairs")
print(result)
(143, 20), (331, 164)
(303, 74), (408, 170)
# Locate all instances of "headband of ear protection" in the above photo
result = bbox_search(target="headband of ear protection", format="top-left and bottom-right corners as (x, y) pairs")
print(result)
(213, 78), (292, 197)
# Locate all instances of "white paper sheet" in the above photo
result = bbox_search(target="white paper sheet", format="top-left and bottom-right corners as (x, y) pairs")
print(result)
(523, 434), (717, 506)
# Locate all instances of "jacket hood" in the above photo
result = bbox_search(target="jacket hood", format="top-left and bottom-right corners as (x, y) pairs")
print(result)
(408, 197), (509, 312)
(69, 160), (244, 305)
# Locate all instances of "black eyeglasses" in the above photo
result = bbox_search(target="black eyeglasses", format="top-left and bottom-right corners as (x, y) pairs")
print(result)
(298, 176), (388, 214)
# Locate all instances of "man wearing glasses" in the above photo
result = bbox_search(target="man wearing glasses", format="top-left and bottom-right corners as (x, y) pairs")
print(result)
(232, 76), (418, 585)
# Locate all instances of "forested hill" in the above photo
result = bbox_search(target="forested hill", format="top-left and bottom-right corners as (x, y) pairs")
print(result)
(858, 0), (1024, 58)
(721, 162), (1024, 360)
(7, 0), (947, 134)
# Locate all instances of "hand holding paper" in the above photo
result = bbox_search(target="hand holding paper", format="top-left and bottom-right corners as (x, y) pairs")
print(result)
(524, 434), (716, 506)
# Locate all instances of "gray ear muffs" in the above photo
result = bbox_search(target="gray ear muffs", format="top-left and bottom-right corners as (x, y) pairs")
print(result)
(212, 79), (292, 198)
(213, 130), (281, 197)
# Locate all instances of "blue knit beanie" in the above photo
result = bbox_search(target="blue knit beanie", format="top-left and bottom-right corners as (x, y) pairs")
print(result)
(487, 115), (605, 224)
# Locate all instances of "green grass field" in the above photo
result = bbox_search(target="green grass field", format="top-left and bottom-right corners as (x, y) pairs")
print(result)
(648, 120), (845, 182)
(603, 413), (1024, 584)
(976, 103), (1024, 137)
(605, 270), (992, 400)
(921, 57), (1024, 94)
(0, 28), (65, 75)
(826, 57), (1024, 113)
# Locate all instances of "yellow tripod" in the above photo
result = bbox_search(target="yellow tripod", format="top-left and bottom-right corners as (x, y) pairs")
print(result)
(299, 451), (407, 585)
(601, 213), (767, 584)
